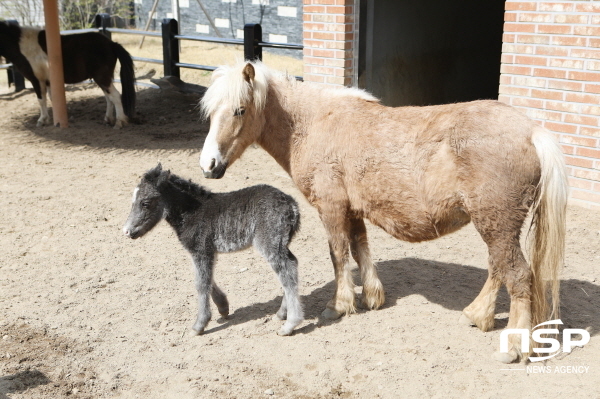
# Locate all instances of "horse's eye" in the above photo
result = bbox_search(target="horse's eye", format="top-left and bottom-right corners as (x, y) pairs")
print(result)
(234, 108), (245, 117)
(141, 201), (150, 208)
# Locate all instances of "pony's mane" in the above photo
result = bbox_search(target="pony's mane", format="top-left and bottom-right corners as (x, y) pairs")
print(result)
(200, 60), (271, 119)
(168, 174), (212, 200)
(200, 61), (379, 119)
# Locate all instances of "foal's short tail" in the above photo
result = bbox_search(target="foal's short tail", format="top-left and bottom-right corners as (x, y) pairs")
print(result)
(112, 42), (136, 119)
(529, 127), (568, 327)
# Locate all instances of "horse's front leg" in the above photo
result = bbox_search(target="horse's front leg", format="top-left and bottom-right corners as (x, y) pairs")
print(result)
(190, 252), (215, 335)
(349, 218), (385, 310)
(319, 208), (355, 320)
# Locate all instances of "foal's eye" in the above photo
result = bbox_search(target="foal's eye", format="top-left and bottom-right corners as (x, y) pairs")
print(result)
(234, 107), (245, 117)
(141, 201), (150, 208)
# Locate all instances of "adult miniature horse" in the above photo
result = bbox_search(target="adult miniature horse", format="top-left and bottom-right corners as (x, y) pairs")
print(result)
(198, 61), (568, 363)
(0, 21), (135, 128)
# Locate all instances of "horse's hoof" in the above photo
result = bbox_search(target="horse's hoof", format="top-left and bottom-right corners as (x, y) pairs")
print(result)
(273, 313), (285, 321)
(459, 313), (476, 326)
(321, 308), (344, 320)
(189, 328), (204, 336)
(492, 350), (519, 364)
(277, 327), (293, 336)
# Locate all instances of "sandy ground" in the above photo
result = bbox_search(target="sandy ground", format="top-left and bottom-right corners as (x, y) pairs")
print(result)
(0, 73), (599, 399)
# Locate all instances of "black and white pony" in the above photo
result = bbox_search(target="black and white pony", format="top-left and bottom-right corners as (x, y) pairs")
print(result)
(123, 164), (304, 336)
(0, 21), (135, 128)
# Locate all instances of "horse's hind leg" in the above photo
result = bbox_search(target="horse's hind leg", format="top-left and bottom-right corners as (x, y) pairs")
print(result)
(349, 218), (385, 310)
(101, 89), (116, 126)
(99, 82), (127, 129)
(211, 281), (229, 318)
(33, 79), (51, 126)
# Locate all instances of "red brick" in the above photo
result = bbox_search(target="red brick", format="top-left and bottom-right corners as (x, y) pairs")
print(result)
(517, 34), (550, 45)
(573, 168), (600, 182)
(534, 68), (566, 79)
(565, 155), (594, 168)
(505, 2), (537, 11)
(498, 94), (512, 105)
(312, 31), (335, 40)
(567, 71), (600, 82)
(499, 85), (530, 96)
(554, 14), (589, 24)
(589, 38), (600, 48)
(574, 26), (600, 37)
(565, 92), (600, 104)
(503, 33), (516, 43)
(502, 54), (515, 64)
(303, 5), (326, 13)
(586, 61), (600, 71)
(515, 55), (547, 66)
(325, 5), (352, 14)
(535, 46), (569, 57)
(513, 76), (547, 87)
(571, 190), (600, 204)
(568, 177), (594, 190)
(570, 49), (600, 60)
(531, 88), (563, 100)
(517, 13), (552, 23)
(512, 97), (544, 109)
(501, 64), (532, 75)
(500, 75), (513, 85)
(560, 143), (576, 154)
(575, 2), (600, 13)
(564, 114), (599, 127)
(546, 101), (579, 113)
(304, 74), (325, 83)
(561, 134), (599, 147)
(584, 84), (600, 94)
(311, 48), (335, 58)
(552, 36), (587, 47)
(537, 24), (572, 35)
(504, 12), (517, 22)
(549, 58), (584, 69)
(505, 23), (535, 32)
(538, 3), (574, 12)
(576, 147), (600, 160)
(547, 79), (583, 92)
(545, 121), (578, 134)
(581, 105), (600, 116)
(581, 127), (600, 137)
(304, 56), (325, 66)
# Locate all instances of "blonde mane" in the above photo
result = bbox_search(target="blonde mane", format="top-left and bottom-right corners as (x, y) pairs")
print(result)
(200, 61), (379, 119)
(200, 61), (271, 119)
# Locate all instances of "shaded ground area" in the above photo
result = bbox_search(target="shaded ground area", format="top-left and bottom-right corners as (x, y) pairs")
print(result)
(0, 83), (599, 398)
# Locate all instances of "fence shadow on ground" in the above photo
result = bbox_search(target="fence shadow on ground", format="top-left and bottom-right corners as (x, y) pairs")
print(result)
(204, 257), (599, 338)
(17, 87), (209, 152)
(0, 369), (51, 399)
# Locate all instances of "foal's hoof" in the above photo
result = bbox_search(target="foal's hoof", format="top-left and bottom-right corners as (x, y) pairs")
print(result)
(459, 313), (476, 326)
(189, 328), (205, 336)
(321, 308), (344, 320)
(277, 327), (293, 336)
(492, 350), (519, 364)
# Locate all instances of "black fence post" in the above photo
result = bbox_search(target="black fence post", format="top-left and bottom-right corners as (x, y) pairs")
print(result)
(162, 18), (180, 78)
(5, 20), (25, 92)
(95, 13), (112, 40)
(244, 24), (262, 61)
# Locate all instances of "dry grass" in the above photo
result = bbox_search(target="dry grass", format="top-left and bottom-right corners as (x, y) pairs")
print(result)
(0, 30), (303, 92)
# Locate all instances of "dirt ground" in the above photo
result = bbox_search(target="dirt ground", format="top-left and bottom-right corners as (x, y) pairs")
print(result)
(0, 71), (599, 398)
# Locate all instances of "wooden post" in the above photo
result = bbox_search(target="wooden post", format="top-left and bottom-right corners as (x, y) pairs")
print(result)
(244, 24), (262, 61)
(162, 18), (180, 78)
(42, 0), (68, 127)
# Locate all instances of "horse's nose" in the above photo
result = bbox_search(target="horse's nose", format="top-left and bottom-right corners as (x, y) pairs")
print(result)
(202, 158), (216, 178)
(123, 226), (131, 238)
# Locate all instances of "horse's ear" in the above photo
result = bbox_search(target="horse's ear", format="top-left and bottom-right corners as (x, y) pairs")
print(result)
(242, 63), (255, 83)
(144, 163), (163, 181)
(157, 170), (171, 188)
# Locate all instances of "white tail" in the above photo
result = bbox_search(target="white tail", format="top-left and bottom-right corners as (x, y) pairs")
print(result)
(529, 127), (568, 327)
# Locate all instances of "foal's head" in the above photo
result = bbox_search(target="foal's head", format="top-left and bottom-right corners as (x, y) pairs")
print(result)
(123, 164), (170, 239)
(199, 61), (269, 179)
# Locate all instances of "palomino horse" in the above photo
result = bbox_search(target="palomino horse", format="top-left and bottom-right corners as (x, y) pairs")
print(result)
(198, 61), (568, 362)
(0, 21), (135, 128)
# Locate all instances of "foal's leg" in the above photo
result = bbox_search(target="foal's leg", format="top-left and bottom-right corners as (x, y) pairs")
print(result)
(211, 281), (229, 318)
(190, 252), (215, 335)
(349, 218), (385, 310)
(319, 209), (356, 319)
(34, 79), (51, 126)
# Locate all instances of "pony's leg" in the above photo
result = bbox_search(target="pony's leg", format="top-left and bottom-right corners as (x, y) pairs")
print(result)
(349, 218), (385, 310)
(101, 82), (127, 129)
(101, 90), (116, 126)
(35, 80), (51, 127)
(190, 253), (214, 335)
(459, 273), (502, 332)
(211, 281), (229, 318)
(319, 210), (356, 319)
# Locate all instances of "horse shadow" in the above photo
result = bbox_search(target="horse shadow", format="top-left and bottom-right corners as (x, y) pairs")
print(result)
(0, 369), (51, 399)
(19, 87), (209, 152)
(204, 257), (600, 337)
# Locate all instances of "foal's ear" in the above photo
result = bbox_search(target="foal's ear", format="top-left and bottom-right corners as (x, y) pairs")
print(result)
(242, 63), (255, 83)
(156, 170), (171, 188)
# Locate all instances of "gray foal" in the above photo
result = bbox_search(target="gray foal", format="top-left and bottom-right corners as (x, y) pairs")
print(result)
(123, 164), (303, 336)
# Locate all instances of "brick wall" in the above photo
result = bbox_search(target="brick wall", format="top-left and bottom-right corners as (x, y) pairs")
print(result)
(499, 0), (600, 210)
(302, 0), (357, 86)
